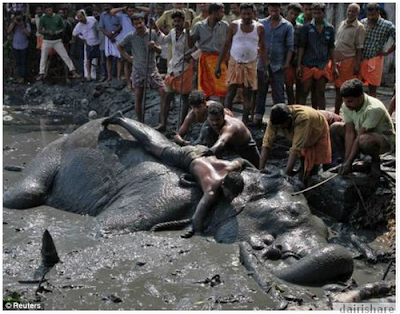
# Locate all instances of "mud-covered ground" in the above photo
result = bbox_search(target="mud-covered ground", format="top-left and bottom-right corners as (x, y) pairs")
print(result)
(3, 80), (396, 310)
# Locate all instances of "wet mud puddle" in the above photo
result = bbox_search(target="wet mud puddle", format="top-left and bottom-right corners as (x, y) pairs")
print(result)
(3, 125), (394, 310)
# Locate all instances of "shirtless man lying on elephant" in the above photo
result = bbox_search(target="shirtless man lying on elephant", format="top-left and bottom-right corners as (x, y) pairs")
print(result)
(102, 112), (255, 238)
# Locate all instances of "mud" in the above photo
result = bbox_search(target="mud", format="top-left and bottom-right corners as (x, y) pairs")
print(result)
(3, 81), (396, 310)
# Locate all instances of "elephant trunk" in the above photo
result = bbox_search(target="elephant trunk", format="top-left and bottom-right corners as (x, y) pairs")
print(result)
(273, 244), (354, 285)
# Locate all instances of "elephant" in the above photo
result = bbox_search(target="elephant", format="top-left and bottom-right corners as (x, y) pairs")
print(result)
(3, 117), (353, 285)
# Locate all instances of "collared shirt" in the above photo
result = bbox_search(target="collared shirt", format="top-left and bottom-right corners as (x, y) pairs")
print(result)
(289, 20), (303, 66)
(258, 17), (294, 73)
(159, 28), (192, 76)
(191, 13), (207, 30)
(335, 19), (366, 61)
(115, 12), (135, 43)
(99, 12), (120, 32)
(361, 17), (395, 59)
(262, 105), (327, 154)
(119, 29), (162, 75)
(299, 19), (335, 69)
(190, 18), (229, 53)
(72, 16), (100, 46)
(12, 22), (31, 50)
(39, 13), (64, 40)
(342, 93), (395, 138)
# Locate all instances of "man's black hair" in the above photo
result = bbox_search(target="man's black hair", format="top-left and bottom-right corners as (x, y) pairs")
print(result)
(127, 4), (136, 10)
(239, 3), (256, 12)
(132, 13), (144, 21)
(267, 3), (281, 8)
(270, 104), (290, 125)
(223, 172), (245, 198)
(207, 101), (225, 117)
(208, 3), (224, 15)
(367, 3), (380, 12)
(171, 11), (185, 20)
(189, 90), (206, 108)
(340, 79), (364, 98)
(311, 3), (326, 12)
(44, 4), (53, 10)
(287, 3), (302, 13)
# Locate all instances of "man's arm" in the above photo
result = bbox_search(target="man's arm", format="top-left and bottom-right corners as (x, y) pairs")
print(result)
(215, 22), (235, 78)
(339, 122), (357, 175)
(259, 147), (270, 170)
(174, 111), (195, 146)
(191, 190), (218, 233)
(282, 24), (294, 71)
(258, 23), (268, 67)
(296, 26), (307, 78)
(208, 127), (233, 156)
(354, 48), (362, 75)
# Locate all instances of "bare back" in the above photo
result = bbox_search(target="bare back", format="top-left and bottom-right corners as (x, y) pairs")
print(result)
(220, 115), (252, 147)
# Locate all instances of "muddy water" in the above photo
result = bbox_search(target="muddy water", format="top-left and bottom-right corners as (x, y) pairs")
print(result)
(3, 124), (394, 310)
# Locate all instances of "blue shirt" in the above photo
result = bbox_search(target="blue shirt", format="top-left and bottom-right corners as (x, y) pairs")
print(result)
(299, 19), (335, 69)
(12, 22), (31, 50)
(99, 12), (120, 32)
(258, 17), (294, 73)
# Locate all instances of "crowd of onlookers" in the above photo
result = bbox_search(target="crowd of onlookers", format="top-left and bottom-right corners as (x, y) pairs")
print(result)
(4, 3), (396, 188)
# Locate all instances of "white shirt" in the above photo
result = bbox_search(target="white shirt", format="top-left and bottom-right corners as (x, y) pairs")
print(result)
(72, 16), (100, 46)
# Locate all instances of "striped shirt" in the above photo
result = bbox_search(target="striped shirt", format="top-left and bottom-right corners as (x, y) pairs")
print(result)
(361, 17), (395, 59)
(299, 19), (335, 69)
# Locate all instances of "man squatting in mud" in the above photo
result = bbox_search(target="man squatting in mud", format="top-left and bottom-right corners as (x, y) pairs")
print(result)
(102, 112), (255, 238)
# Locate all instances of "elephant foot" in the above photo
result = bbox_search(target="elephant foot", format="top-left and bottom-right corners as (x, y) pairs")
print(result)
(102, 111), (125, 128)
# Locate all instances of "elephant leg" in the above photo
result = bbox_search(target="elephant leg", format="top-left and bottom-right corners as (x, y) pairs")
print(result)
(273, 244), (353, 285)
(3, 139), (63, 209)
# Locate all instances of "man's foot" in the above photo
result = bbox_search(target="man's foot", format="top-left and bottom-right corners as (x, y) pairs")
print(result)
(180, 227), (194, 239)
(102, 111), (124, 128)
(99, 77), (107, 83)
(71, 71), (81, 79)
(84, 77), (91, 82)
(36, 74), (44, 81)
(155, 124), (166, 132)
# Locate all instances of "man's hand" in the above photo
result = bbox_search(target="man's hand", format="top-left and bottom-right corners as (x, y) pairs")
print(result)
(148, 40), (156, 51)
(281, 63), (289, 71)
(201, 148), (215, 157)
(377, 50), (389, 57)
(339, 161), (352, 175)
(296, 66), (302, 78)
(353, 63), (360, 75)
(215, 65), (221, 79)
(332, 64), (339, 79)
(184, 21), (190, 31)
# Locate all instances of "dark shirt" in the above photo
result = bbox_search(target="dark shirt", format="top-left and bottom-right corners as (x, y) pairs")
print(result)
(39, 13), (64, 40)
(299, 19), (335, 69)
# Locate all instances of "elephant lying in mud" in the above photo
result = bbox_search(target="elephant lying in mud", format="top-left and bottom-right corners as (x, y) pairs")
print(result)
(4, 116), (353, 285)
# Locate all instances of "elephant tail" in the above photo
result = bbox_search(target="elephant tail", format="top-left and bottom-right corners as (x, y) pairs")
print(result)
(273, 244), (354, 285)
(150, 219), (192, 232)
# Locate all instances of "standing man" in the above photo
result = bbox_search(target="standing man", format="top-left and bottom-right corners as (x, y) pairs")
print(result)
(333, 3), (366, 114)
(8, 11), (31, 84)
(99, 4), (122, 82)
(117, 14), (165, 127)
(153, 11), (194, 131)
(284, 3), (303, 105)
(360, 3), (395, 97)
(297, 3), (336, 110)
(188, 3), (229, 103)
(254, 4), (294, 126)
(330, 79), (395, 178)
(216, 3), (268, 124)
(37, 4), (80, 81)
(72, 9), (100, 82)
(296, 3), (313, 24)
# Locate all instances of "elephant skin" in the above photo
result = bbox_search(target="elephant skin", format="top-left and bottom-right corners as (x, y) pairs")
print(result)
(3, 118), (353, 285)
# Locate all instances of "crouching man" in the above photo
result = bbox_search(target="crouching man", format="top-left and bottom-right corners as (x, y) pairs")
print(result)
(330, 78), (395, 178)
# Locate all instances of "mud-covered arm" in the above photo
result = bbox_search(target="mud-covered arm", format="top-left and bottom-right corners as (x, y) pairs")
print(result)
(191, 192), (218, 233)
(174, 111), (195, 146)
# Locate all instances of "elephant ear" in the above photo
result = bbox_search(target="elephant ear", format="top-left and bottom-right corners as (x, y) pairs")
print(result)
(272, 244), (354, 285)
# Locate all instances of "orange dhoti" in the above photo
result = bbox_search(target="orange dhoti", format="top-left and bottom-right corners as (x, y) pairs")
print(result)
(165, 61), (194, 94)
(333, 57), (359, 88)
(198, 52), (227, 98)
(226, 58), (257, 90)
(301, 64), (332, 83)
(300, 119), (332, 174)
(361, 55), (384, 86)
